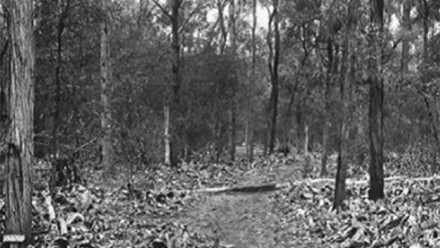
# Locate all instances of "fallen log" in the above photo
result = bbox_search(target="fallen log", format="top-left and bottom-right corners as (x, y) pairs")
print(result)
(188, 175), (440, 195)
(191, 183), (289, 195)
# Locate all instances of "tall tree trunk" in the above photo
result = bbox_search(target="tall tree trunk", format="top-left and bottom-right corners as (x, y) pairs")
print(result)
(152, 0), (182, 165)
(5, 0), (34, 245)
(167, 0), (182, 166)
(419, 0), (440, 173)
(368, 0), (385, 201)
(246, 0), (257, 162)
(321, 39), (334, 177)
(100, 0), (112, 169)
(228, 0), (237, 161)
(52, 0), (70, 154)
(333, 0), (356, 210)
(400, 0), (411, 77)
(268, 0), (280, 154)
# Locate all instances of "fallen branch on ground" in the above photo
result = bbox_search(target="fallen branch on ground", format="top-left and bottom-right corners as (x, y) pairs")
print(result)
(188, 175), (440, 195)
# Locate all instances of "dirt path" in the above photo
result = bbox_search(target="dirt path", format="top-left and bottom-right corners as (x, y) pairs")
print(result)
(177, 162), (317, 248)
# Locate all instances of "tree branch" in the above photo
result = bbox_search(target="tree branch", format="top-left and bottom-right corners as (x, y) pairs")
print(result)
(151, 0), (172, 20)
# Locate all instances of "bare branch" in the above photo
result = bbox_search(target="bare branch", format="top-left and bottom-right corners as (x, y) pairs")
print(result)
(179, 2), (209, 33)
(151, 0), (172, 20)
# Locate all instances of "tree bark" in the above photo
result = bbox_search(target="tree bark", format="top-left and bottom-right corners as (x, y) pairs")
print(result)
(100, 0), (112, 169)
(333, 0), (356, 210)
(368, 0), (385, 201)
(166, 0), (182, 166)
(268, 0), (280, 154)
(5, 0), (34, 245)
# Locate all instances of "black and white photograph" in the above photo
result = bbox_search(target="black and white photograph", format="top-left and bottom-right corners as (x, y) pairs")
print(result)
(0, 0), (439, 247)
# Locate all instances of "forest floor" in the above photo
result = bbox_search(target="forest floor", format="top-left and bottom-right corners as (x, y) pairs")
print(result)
(2, 148), (440, 248)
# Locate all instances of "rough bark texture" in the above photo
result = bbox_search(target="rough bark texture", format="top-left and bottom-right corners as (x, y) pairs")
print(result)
(368, 0), (385, 201)
(100, 0), (112, 169)
(6, 0), (34, 245)
(0, 39), (9, 141)
(268, 0), (280, 154)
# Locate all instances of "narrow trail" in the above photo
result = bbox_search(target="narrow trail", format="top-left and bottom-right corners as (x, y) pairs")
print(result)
(176, 162), (311, 248)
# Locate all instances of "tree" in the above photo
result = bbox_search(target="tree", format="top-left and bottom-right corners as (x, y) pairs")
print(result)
(267, 0), (280, 154)
(333, 0), (357, 210)
(228, 0), (237, 162)
(151, 0), (183, 166)
(319, 5), (338, 177)
(245, 0), (257, 162)
(52, 0), (71, 154)
(100, 0), (113, 169)
(367, 0), (385, 201)
(4, 0), (34, 245)
(417, 0), (440, 173)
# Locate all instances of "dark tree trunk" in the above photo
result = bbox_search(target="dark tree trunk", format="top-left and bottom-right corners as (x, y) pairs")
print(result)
(368, 76), (384, 200)
(170, 0), (182, 166)
(0, 40), (9, 139)
(268, 0), (280, 154)
(228, 0), (237, 162)
(333, 49), (350, 210)
(5, 0), (34, 245)
(368, 0), (385, 201)
(52, 0), (70, 154)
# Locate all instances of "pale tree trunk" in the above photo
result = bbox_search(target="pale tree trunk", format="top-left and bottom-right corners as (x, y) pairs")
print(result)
(162, 0), (182, 166)
(333, 0), (356, 210)
(367, 0), (385, 201)
(245, 0), (256, 162)
(268, 0), (280, 154)
(164, 103), (171, 165)
(245, 0), (257, 162)
(5, 0), (34, 245)
(217, 0), (228, 55)
(100, 0), (112, 170)
(304, 123), (309, 156)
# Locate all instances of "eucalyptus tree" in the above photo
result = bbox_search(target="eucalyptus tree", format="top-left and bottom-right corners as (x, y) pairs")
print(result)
(4, 0), (34, 245)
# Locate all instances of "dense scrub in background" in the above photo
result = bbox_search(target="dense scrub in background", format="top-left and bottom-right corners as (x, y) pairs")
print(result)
(1, 0), (440, 171)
